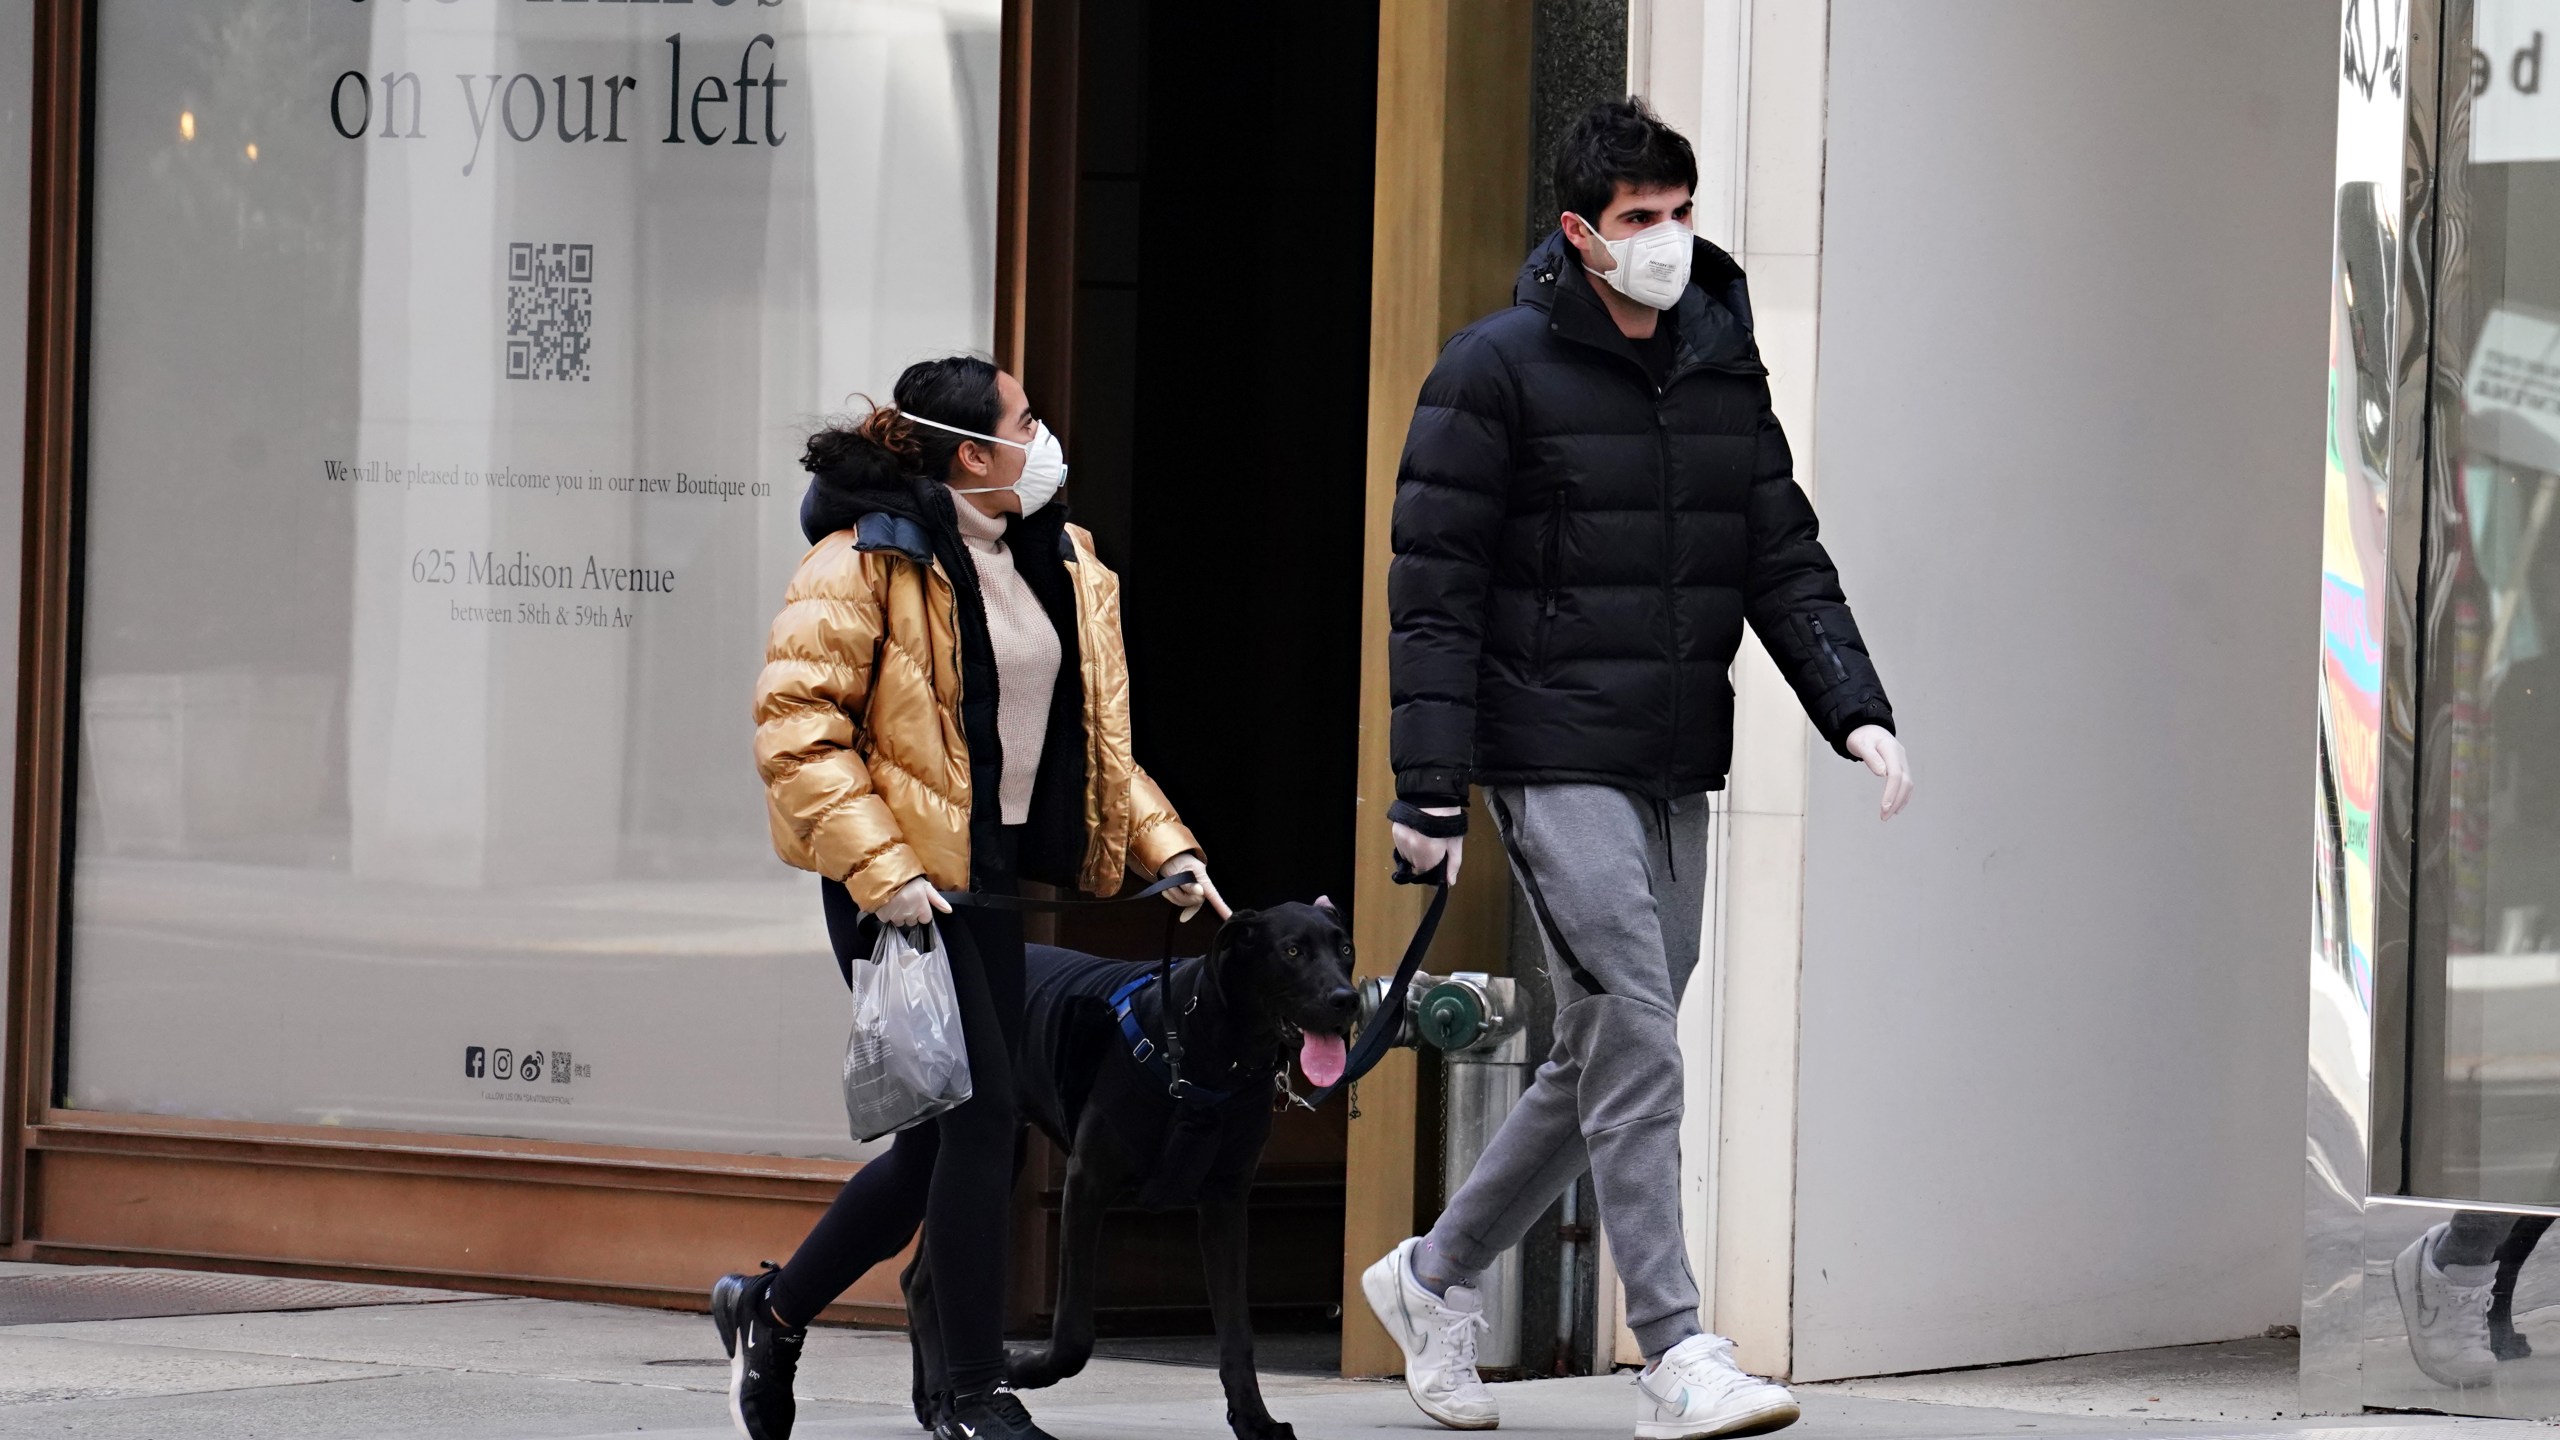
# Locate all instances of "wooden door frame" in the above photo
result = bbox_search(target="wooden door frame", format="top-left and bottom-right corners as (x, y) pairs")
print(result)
(2, 0), (84, 1259)
(1340, 0), (1530, 1377)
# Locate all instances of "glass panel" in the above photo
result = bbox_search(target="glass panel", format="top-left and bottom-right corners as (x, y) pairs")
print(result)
(63, 0), (999, 1158)
(2409, 0), (2560, 1201)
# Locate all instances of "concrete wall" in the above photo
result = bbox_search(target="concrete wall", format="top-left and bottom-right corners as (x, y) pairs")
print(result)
(1791, 0), (2338, 1379)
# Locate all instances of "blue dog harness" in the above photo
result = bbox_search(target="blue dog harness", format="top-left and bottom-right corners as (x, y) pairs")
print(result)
(1108, 971), (1235, 1105)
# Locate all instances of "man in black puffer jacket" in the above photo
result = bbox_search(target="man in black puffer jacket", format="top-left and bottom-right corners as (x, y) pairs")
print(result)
(1360, 101), (1912, 1440)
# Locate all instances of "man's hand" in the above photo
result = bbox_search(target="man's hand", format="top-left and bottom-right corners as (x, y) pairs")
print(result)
(1390, 806), (1466, 886)
(1160, 852), (1230, 924)
(1845, 725), (1913, 820)
(873, 874), (953, 928)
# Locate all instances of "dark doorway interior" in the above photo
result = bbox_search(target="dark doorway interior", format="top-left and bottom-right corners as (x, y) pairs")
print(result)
(1008, 0), (1378, 1336)
(1063, 2), (1375, 921)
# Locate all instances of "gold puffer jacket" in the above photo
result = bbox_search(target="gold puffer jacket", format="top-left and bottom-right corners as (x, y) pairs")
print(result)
(755, 514), (1199, 913)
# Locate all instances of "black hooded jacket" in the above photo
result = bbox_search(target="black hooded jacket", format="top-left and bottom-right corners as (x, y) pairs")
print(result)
(799, 470), (1093, 889)
(1387, 231), (1895, 805)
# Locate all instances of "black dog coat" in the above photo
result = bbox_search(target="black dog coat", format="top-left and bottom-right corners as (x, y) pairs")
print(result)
(1019, 944), (1275, 1211)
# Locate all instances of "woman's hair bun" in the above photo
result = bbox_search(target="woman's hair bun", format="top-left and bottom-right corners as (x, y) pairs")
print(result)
(802, 396), (917, 484)
(852, 404), (919, 459)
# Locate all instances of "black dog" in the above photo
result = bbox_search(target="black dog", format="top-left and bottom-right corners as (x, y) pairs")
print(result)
(904, 901), (1358, 1440)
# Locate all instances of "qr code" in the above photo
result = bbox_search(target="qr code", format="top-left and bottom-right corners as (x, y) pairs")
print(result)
(505, 241), (594, 382)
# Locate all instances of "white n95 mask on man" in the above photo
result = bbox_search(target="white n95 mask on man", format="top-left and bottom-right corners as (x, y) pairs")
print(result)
(1585, 217), (1694, 310)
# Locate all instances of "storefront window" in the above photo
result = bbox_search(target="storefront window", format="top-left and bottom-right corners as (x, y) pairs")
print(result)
(62, 0), (1000, 1159)
(2410, 0), (2560, 1202)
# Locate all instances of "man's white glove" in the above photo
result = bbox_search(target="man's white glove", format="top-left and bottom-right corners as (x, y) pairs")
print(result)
(1846, 725), (1914, 820)
(1159, 852), (1229, 924)
(872, 874), (954, 928)
(1390, 806), (1466, 886)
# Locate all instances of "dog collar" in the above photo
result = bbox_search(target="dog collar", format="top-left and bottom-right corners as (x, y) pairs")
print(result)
(1108, 973), (1237, 1105)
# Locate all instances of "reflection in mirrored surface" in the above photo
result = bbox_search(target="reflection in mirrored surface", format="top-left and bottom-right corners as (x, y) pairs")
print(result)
(2307, 0), (2428, 1408)
(2362, 1199), (2560, 1411)
(2411, 0), (2560, 1208)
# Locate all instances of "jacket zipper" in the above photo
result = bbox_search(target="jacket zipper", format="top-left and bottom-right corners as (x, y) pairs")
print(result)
(1810, 615), (1851, 684)
(1655, 383), (1678, 796)
(1538, 490), (1565, 668)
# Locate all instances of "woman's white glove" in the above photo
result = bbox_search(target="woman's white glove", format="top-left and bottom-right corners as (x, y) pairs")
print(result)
(872, 874), (954, 929)
(1159, 852), (1230, 923)
(1846, 725), (1914, 820)
(1389, 806), (1466, 886)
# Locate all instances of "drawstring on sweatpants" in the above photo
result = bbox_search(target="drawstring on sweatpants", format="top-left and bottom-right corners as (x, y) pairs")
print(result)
(1656, 796), (1678, 882)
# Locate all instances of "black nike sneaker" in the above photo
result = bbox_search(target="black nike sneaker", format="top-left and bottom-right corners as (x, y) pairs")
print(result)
(934, 1385), (1055, 1440)
(711, 1262), (806, 1440)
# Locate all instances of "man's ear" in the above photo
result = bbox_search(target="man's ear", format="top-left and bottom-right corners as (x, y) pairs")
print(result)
(1561, 212), (1612, 273)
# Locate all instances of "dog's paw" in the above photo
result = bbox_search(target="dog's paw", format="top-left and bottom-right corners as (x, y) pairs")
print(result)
(1228, 1413), (1296, 1440)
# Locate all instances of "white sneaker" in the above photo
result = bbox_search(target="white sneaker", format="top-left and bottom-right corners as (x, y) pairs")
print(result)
(1635, 1334), (1800, 1440)
(2394, 1222), (2498, 1387)
(1361, 1237), (1500, 1430)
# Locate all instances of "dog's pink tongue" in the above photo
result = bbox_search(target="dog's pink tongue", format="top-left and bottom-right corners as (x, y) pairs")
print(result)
(1299, 1032), (1349, 1088)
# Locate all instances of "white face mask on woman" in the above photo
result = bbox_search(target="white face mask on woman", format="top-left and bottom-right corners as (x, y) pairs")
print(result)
(1580, 216), (1695, 310)
(905, 413), (1068, 515)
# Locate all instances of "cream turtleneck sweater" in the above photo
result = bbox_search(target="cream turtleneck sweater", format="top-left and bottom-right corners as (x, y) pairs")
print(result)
(949, 491), (1063, 825)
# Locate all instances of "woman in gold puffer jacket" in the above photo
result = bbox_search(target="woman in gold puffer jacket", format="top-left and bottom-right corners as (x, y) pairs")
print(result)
(719, 356), (1220, 1440)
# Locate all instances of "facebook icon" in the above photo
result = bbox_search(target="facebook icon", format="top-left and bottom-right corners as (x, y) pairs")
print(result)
(464, 1046), (487, 1079)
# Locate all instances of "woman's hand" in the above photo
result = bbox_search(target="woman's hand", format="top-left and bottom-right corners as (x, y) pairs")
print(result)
(1845, 725), (1913, 820)
(1159, 852), (1230, 924)
(873, 875), (953, 929)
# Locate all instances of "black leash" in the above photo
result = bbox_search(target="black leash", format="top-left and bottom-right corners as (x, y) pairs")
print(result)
(1298, 871), (1447, 1107)
(933, 870), (1198, 915)
(1298, 803), (1461, 1108)
(939, 871), (1204, 1099)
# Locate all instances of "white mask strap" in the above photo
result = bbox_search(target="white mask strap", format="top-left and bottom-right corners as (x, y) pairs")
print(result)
(903, 411), (1026, 452)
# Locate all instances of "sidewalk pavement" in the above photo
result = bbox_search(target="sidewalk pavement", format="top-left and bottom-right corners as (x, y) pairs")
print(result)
(0, 1263), (2543, 1440)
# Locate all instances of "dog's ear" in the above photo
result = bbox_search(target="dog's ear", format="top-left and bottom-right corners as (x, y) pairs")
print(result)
(1313, 895), (1338, 914)
(1208, 908), (1263, 963)
(1205, 909), (1264, 1003)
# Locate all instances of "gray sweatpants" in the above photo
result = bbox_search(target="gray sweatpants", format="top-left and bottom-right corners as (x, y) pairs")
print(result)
(1421, 784), (1709, 1359)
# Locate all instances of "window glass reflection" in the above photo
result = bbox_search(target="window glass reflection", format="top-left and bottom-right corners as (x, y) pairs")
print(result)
(2407, 0), (2560, 1201)
(63, 0), (1000, 1158)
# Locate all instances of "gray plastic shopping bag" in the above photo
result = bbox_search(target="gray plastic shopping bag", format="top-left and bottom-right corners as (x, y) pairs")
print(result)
(843, 920), (973, 1142)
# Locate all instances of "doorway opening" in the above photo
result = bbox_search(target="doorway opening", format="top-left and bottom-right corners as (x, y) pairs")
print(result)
(999, 0), (1379, 1343)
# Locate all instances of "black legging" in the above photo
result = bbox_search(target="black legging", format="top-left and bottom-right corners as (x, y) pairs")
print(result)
(768, 830), (1024, 1396)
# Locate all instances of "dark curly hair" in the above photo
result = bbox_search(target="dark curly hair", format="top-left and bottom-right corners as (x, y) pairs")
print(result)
(1553, 97), (1698, 226)
(802, 354), (1002, 488)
